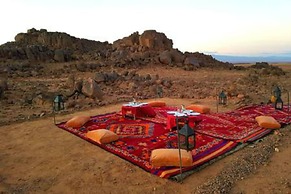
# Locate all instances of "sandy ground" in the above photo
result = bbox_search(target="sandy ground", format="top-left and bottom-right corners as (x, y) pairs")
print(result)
(0, 98), (290, 194)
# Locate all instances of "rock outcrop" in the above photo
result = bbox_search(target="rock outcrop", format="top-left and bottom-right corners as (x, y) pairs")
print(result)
(113, 30), (173, 51)
(139, 30), (173, 51)
(0, 28), (233, 70)
(0, 28), (110, 62)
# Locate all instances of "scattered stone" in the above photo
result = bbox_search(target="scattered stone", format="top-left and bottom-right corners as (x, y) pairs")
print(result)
(194, 134), (278, 194)
(237, 94), (245, 99)
(0, 80), (8, 91)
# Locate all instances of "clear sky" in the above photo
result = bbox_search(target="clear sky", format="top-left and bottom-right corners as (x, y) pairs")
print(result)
(1, 0), (291, 56)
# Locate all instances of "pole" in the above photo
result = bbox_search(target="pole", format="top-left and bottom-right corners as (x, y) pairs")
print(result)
(216, 88), (219, 113)
(53, 108), (56, 124)
(288, 91), (290, 122)
(176, 116), (183, 183)
(53, 101), (56, 125)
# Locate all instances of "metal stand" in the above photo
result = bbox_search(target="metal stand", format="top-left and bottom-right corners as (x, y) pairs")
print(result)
(216, 91), (219, 113)
(52, 94), (65, 125)
(288, 91), (290, 122)
(176, 116), (183, 183)
(53, 108), (57, 125)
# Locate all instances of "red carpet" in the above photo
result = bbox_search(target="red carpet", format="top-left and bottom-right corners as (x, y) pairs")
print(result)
(56, 104), (290, 178)
(196, 104), (290, 142)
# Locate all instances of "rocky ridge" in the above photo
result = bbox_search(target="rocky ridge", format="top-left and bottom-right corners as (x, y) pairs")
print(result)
(0, 28), (288, 126)
(0, 28), (232, 69)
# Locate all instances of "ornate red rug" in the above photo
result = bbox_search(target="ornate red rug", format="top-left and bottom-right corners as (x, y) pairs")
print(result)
(195, 104), (290, 142)
(57, 112), (238, 179)
(56, 104), (290, 179)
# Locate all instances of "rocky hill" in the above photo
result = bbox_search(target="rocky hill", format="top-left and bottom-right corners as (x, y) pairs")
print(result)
(0, 28), (110, 62)
(0, 28), (289, 126)
(0, 28), (232, 69)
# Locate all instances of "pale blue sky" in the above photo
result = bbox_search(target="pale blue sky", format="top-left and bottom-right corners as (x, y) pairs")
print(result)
(1, 0), (290, 56)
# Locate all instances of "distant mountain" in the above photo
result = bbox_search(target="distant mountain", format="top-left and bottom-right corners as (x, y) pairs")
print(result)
(212, 54), (291, 63)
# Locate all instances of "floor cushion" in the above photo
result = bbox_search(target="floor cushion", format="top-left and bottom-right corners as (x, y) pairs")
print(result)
(255, 116), (281, 129)
(86, 129), (119, 144)
(65, 115), (90, 128)
(150, 148), (193, 167)
(186, 104), (210, 114)
(147, 101), (166, 107)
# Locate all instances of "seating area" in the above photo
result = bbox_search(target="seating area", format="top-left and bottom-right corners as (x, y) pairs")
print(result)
(57, 101), (291, 180)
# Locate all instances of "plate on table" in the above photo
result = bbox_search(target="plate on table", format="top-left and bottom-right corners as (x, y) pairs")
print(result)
(188, 112), (200, 116)
(167, 111), (187, 117)
(182, 110), (193, 114)
(167, 111), (178, 115)
(123, 102), (148, 107)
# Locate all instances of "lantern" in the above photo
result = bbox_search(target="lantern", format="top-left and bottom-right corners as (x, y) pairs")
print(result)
(275, 96), (283, 110)
(178, 121), (196, 151)
(53, 94), (65, 124)
(219, 91), (227, 105)
(156, 85), (163, 98)
(273, 86), (282, 98)
(53, 94), (65, 111)
(175, 116), (196, 182)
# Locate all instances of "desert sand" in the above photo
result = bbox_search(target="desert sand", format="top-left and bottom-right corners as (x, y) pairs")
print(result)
(1, 28), (291, 194)
(1, 97), (290, 194)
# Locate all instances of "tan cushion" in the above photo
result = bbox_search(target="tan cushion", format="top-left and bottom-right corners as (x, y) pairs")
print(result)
(255, 116), (281, 129)
(86, 129), (119, 144)
(186, 104), (210, 114)
(150, 148), (193, 167)
(147, 101), (166, 107)
(65, 115), (90, 128)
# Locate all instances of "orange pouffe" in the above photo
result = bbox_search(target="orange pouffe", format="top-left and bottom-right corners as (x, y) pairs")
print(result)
(65, 115), (90, 128)
(186, 104), (210, 114)
(255, 116), (281, 129)
(147, 101), (166, 107)
(150, 149), (193, 167)
(86, 129), (119, 144)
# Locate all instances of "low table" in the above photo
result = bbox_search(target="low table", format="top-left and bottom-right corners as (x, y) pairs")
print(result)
(166, 110), (201, 130)
(121, 102), (156, 120)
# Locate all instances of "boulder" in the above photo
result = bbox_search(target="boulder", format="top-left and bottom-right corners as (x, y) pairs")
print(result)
(0, 80), (8, 91)
(82, 78), (103, 100)
(139, 30), (173, 51)
(74, 80), (83, 92)
(159, 49), (185, 65)
(54, 49), (65, 62)
(107, 71), (119, 82)
(237, 94), (245, 99)
(94, 72), (106, 83)
(159, 51), (172, 65)
(184, 56), (200, 67)
(75, 63), (88, 72)
(170, 49), (185, 63)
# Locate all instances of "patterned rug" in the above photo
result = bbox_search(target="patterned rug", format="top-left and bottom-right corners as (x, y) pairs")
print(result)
(195, 104), (291, 142)
(56, 104), (290, 179)
(107, 123), (154, 138)
(57, 115), (237, 179)
(125, 106), (177, 125)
